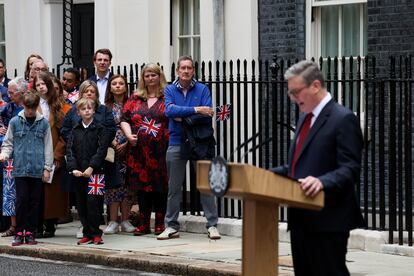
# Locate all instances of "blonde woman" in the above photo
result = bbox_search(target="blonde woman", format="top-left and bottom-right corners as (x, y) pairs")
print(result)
(120, 63), (169, 236)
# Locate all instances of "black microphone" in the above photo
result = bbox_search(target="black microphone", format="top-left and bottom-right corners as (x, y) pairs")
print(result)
(240, 136), (272, 162)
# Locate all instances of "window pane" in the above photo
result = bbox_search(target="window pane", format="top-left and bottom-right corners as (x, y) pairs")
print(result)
(179, 0), (190, 35)
(342, 4), (360, 56)
(0, 4), (5, 42)
(321, 6), (338, 57)
(193, 0), (200, 34)
(193, 37), (200, 64)
(0, 45), (5, 61)
(179, 37), (191, 57)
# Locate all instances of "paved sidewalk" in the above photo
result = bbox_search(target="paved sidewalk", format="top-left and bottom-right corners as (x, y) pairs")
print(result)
(0, 219), (413, 275)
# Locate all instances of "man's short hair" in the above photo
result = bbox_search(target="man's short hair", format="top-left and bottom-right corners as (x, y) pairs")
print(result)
(64, 67), (80, 81)
(93, 48), (113, 61)
(23, 90), (40, 108)
(176, 55), (194, 69)
(76, 97), (96, 110)
(0, 58), (5, 67)
(284, 60), (325, 88)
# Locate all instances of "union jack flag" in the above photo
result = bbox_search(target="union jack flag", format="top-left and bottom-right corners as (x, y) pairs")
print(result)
(216, 104), (231, 121)
(87, 174), (105, 195)
(67, 91), (79, 104)
(139, 117), (161, 137)
(4, 159), (13, 179)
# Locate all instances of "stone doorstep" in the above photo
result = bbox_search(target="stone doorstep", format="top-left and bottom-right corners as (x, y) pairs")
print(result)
(178, 215), (414, 257)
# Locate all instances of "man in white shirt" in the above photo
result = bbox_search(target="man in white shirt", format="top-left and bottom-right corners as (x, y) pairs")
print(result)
(88, 49), (113, 104)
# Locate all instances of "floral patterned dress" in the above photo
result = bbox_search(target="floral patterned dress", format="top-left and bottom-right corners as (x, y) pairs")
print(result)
(104, 102), (132, 205)
(121, 95), (169, 193)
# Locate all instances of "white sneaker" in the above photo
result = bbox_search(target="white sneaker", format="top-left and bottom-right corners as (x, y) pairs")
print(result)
(120, 220), (135, 233)
(76, 226), (83, 239)
(156, 227), (179, 240)
(207, 226), (221, 240)
(103, 221), (119, 234)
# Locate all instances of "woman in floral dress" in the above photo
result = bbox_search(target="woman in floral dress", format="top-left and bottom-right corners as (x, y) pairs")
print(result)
(103, 75), (135, 234)
(121, 63), (169, 236)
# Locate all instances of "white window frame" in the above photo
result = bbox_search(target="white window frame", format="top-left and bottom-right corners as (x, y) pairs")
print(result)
(0, 3), (5, 61)
(173, 0), (201, 65)
(306, 0), (367, 59)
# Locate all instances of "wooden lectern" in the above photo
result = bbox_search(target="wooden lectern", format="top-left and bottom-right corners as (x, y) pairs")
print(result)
(197, 161), (324, 276)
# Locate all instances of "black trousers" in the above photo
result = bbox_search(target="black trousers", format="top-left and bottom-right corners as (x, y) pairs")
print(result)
(74, 177), (103, 238)
(137, 191), (167, 216)
(290, 229), (350, 276)
(15, 177), (43, 234)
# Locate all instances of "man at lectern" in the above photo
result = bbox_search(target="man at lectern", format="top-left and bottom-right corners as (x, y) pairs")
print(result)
(271, 60), (365, 276)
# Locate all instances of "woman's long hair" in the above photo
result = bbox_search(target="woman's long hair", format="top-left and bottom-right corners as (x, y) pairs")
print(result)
(104, 74), (129, 110)
(135, 63), (167, 99)
(33, 72), (64, 123)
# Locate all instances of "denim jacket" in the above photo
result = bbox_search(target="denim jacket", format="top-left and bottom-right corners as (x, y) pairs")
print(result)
(0, 110), (53, 178)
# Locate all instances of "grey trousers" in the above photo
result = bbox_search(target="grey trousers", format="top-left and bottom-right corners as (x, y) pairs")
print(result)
(165, 145), (218, 230)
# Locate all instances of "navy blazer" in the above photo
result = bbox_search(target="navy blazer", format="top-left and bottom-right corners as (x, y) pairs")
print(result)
(272, 99), (365, 232)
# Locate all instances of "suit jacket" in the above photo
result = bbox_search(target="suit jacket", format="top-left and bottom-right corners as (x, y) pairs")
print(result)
(272, 99), (365, 232)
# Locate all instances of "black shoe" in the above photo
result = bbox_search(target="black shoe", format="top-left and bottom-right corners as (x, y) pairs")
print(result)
(35, 232), (44, 239)
(42, 231), (55, 238)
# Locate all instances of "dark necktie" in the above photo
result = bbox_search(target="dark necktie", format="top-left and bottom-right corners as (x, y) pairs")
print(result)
(290, 113), (313, 177)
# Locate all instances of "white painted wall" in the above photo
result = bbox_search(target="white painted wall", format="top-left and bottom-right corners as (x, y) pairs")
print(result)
(94, 0), (170, 76)
(200, 0), (258, 65)
(2, 0), (257, 78)
(4, 0), (63, 75)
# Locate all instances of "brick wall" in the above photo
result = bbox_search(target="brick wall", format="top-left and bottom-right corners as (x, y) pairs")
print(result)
(368, 1), (414, 76)
(258, 0), (306, 63)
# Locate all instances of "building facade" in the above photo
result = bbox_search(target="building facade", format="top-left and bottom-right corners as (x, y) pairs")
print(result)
(0, 0), (258, 78)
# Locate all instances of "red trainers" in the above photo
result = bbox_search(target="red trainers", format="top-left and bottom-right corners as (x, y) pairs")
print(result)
(77, 237), (92, 245)
(93, 236), (104, 245)
(11, 232), (24, 246)
(133, 225), (151, 236)
(24, 232), (38, 245)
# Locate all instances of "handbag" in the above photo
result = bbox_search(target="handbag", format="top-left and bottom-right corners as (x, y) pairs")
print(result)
(105, 147), (115, 163)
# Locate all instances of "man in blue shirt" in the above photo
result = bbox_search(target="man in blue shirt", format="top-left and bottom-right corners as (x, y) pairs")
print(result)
(157, 56), (221, 240)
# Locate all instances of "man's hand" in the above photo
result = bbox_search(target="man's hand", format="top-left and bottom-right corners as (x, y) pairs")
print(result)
(0, 155), (5, 163)
(298, 176), (324, 197)
(195, 106), (214, 117)
(42, 169), (50, 183)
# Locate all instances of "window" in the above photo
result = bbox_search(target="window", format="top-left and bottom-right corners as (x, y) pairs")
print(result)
(308, 0), (367, 58)
(0, 4), (5, 60)
(306, 0), (367, 111)
(176, 0), (200, 64)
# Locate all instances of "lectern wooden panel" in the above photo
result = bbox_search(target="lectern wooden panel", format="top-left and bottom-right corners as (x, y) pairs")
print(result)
(196, 161), (324, 276)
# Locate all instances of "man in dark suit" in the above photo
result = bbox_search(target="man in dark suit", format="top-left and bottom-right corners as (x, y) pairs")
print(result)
(271, 60), (365, 276)
(88, 48), (113, 104)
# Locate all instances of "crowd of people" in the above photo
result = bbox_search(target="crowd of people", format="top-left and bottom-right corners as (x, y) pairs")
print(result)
(0, 51), (221, 246)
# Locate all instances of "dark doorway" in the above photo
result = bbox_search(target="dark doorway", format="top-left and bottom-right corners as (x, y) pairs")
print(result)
(73, 3), (94, 75)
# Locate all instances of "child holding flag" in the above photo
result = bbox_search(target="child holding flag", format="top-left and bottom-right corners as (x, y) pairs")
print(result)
(66, 97), (109, 245)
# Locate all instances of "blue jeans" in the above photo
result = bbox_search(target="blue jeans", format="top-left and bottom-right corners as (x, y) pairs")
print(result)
(165, 146), (218, 230)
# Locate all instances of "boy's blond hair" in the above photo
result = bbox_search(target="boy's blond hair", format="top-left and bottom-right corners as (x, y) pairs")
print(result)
(76, 97), (96, 110)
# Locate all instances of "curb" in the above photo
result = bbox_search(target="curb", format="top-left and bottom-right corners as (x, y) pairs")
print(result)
(0, 242), (241, 276)
(179, 215), (414, 257)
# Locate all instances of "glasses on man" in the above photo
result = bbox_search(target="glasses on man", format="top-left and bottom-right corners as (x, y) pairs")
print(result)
(287, 85), (308, 97)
